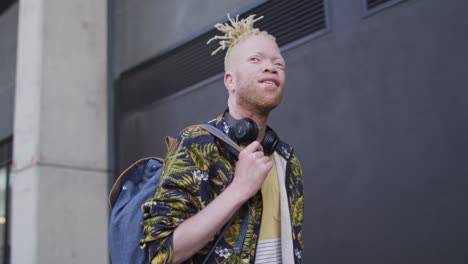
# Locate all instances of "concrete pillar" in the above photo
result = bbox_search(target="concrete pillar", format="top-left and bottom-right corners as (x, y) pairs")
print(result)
(11, 0), (108, 263)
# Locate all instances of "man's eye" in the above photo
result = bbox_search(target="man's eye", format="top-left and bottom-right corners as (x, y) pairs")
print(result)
(275, 63), (285, 69)
(249, 57), (260, 62)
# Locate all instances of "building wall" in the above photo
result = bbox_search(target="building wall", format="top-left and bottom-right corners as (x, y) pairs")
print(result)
(111, 0), (262, 77)
(113, 0), (468, 263)
(0, 3), (17, 141)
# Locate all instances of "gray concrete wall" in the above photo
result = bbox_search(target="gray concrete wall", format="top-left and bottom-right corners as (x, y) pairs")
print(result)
(11, 0), (108, 263)
(0, 3), (18, 140)
(279, 1), (468, 262)
(116, 0), (468, 263)
(111, 0), (262, 77)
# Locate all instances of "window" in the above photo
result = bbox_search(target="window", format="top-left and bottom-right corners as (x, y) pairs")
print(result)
(0, 136), (11, 264)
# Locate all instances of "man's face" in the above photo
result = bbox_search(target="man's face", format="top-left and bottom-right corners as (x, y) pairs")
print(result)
(225, 34), (286, 115)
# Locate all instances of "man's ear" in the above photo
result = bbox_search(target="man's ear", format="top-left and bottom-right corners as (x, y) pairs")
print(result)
(224, 72), (234, 92)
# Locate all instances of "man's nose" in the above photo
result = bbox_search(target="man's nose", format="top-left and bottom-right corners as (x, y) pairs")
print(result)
(263, 61), (277, 73)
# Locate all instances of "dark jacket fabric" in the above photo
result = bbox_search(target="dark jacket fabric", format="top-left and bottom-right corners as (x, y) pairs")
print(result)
(140, 114), (304, 263)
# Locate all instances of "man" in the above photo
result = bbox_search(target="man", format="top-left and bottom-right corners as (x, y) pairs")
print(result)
(141, 14), (303, 264)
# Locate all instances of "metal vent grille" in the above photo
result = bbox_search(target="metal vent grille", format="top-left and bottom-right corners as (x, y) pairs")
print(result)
(0, 136), (13, 166)
(365, 0), (407, 13)
(367, 0), (393, 9)
(118, 0), (328, 113)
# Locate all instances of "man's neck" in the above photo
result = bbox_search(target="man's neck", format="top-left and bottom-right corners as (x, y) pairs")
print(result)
(228, 105), (269, 142)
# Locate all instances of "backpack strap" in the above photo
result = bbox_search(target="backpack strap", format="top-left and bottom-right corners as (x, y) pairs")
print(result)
(195, 124), (242, 154)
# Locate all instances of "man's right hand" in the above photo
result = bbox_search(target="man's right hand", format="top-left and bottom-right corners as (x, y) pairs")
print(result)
(229, 141), (273, 201)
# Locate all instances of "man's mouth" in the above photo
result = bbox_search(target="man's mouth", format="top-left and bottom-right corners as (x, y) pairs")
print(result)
(259, 78), (279, 87)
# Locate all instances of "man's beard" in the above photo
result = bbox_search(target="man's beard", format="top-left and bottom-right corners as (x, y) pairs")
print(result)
(237, 90), (283, 116)
(234, 72), (284, 115)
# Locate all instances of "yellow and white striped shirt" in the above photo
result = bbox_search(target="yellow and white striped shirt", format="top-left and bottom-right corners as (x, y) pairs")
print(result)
(255, 157), (282, 264)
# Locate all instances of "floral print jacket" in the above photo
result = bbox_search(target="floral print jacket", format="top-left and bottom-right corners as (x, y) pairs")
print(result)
(140, 114), (304, 263)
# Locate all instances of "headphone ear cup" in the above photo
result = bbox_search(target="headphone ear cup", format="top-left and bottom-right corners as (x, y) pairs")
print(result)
(233, 118), (258, 145)
(261, 128), (279, 156)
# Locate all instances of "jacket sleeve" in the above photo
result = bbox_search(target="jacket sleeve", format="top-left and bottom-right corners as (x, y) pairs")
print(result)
(140, 127), (211, 264)
(289, 153), (304, 257)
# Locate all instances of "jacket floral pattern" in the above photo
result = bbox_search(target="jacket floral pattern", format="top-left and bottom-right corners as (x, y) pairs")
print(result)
(140, 114), (304, 263)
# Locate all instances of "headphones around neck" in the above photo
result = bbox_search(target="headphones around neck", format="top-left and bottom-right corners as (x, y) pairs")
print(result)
(224, 111), (279, 156)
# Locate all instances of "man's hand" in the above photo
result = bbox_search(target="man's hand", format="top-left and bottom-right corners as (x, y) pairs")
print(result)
(229, 141), (272, 201)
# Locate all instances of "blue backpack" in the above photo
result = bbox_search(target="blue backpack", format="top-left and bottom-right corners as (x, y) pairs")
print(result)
(108, 124), (243, 264)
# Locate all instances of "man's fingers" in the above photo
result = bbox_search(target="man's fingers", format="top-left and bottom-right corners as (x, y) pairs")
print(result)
(243, 141), (263, 153)
(261, 159), (273, 172)
(258, 156), (270, 164)
(254, 151), (264, 159)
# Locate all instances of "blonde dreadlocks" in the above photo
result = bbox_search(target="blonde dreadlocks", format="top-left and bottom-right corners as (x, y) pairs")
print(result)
(207, 14), (274, 70)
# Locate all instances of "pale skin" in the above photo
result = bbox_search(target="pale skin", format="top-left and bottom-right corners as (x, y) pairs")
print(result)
(172, 34), (286, 264)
